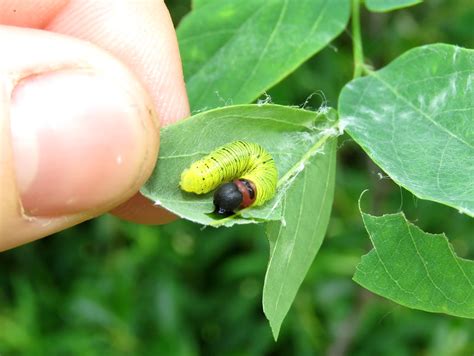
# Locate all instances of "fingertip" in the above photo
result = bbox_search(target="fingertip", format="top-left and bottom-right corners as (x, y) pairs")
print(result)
(0, 26), (160, 250)
(11, 69), (158, 216)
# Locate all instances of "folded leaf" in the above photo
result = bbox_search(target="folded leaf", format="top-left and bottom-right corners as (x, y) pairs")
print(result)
(141, 104), (339, 227)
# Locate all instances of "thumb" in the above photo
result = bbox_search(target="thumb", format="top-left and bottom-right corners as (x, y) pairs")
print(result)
(0, 26), (159, 250)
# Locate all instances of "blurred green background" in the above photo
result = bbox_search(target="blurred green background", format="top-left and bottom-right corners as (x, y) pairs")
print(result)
(1, 1), (473, 355)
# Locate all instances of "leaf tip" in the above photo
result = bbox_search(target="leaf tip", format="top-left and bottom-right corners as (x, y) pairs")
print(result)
(269, 319), (281, 341)
(263, 300), (282, 341)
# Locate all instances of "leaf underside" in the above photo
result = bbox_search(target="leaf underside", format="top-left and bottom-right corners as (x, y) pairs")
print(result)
(339, 44), (474, 216)
(141, 104), (339, 227)
(263, 138), (337, 339)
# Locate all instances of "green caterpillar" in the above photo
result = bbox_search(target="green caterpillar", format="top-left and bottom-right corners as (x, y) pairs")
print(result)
(180, 141), (278, 215)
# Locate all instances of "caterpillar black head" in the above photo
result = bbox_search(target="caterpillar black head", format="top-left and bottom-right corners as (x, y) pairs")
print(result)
(213, 179), (256, 215)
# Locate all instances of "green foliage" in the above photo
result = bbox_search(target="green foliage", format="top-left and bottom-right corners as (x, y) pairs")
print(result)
(1, 0), (473, 354)
(178, 0), (350, 111)
(364, 0), (422, 12)
(142, 104), (339, 338)
(166, 0), (474, 338)
(354, 208), (474, 318)
(339, 44), (474, 216)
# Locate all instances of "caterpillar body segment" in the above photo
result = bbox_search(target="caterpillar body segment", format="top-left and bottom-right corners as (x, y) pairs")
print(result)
(180, 141), (278, 214)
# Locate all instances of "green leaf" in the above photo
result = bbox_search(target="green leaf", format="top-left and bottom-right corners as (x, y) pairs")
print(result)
(364, 0), (423, 12)
(178, 0), (351, 111)
(339, 44), (474, 216)
(263, 138), (337, 340)
(141, 104), (339, 227)
(354, 209), (474, 318)
(191, 0), (216, 9)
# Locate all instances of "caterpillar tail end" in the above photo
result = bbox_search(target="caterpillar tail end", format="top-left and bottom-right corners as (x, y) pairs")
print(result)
(180, 168), (198, 194)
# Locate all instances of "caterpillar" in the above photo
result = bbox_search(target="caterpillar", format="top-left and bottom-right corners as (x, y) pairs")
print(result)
(180, 141), (278, 215)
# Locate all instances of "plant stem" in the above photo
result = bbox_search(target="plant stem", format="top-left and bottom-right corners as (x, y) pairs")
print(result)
(351, 0), (365, 78)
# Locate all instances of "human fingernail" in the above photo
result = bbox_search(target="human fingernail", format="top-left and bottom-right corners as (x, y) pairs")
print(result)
(10, 70), (152, 216)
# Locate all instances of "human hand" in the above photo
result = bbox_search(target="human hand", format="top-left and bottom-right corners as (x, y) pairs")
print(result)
(0, 1), (190, 251)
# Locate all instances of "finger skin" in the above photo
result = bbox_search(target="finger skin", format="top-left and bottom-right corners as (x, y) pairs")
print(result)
(1, 0), (191, 226)
(46, 1), (190, 224)
(0, 26), (159, 250)
(0, 0), (68, 27)
(47, 1), (190, 126)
